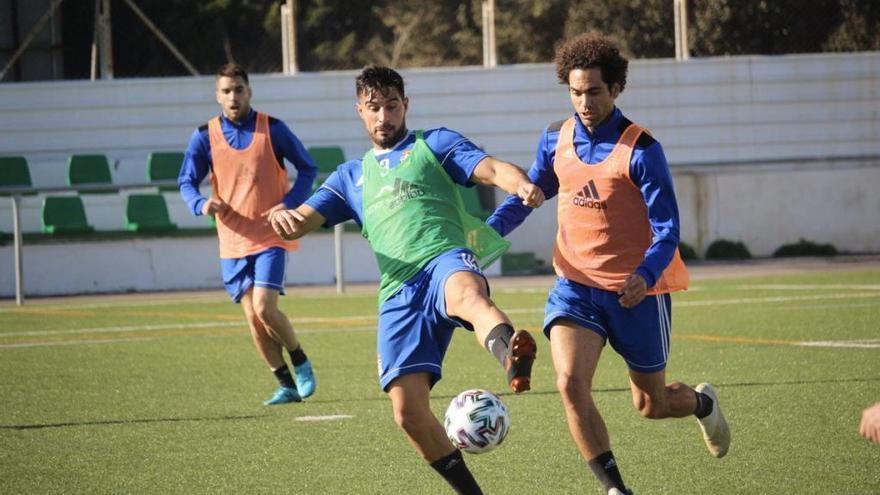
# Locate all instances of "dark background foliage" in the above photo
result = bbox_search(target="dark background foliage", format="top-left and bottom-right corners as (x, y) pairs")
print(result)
(53, 0), (880, 78)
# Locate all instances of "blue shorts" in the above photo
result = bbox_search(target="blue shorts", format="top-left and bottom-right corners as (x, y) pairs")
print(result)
(376, 248), (484, 392)
(220, 247), (288, 303)
(544, 277), (672, 373)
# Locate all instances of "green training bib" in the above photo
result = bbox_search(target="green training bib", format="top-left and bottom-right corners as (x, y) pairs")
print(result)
(361, 130), (510, 303)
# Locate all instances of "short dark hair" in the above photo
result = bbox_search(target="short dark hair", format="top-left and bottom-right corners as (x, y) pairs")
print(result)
(555, 32), (628, 93)
(356, 65), (405, 98)
(216, 63), (249, 85)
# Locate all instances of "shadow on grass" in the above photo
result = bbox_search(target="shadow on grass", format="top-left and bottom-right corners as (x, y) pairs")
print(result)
(0, 414), (266, 431)
(5, 376), (877, 430)
(439, 375), (880, 401)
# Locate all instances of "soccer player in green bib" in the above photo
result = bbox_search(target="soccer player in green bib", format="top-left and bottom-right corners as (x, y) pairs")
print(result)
(270, 65), (543, 494)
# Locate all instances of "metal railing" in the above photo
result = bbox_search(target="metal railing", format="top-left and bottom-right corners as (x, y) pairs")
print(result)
(1, 181), (349, 305)
(1, 181), (176, 306)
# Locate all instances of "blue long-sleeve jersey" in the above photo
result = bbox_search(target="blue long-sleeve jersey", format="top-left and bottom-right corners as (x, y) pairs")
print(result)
(178, 109), (317, 216)
(487, 107), (681, 288)
(304, 128), (486, 228)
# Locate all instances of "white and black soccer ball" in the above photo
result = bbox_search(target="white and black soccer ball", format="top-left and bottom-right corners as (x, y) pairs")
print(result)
(444, 389), (510, 454)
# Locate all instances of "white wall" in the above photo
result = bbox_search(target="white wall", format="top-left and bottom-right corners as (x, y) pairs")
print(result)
(0, 230), (506, 297)
(501, 159), (880, 261)
(2, 52), (877, 186)
(1, 52), (879, 297)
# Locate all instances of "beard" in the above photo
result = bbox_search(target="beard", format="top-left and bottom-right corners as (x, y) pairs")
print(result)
(373, 124), (408, 149)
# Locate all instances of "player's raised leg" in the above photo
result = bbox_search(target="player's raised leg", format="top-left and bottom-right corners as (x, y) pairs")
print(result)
(251, 248), (316, 398)
(241, 289), (302, 405)
(443, 269), (536, 393)
(628, 372), (730, 458)
(694, 383), (730, 458)
(251, 286), (315, 398)
(550, 320), (631, 495)
(387, 373), (483, 495)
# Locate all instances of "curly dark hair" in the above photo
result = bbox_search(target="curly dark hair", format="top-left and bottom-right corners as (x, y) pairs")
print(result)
(554, 32), (628, 93)
(356, 65), (405, 98)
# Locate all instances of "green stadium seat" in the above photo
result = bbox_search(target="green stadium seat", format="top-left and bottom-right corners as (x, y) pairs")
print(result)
(125, 193), (177, 232)
(461, 186), (492, 220)
(307, 146), (346, 193)
(308, 146), (345, 175)
(68, 153), (115, 193)
(41, 196), (95, 234)
(147, 151), (184, 191)
(501, 252), (539, 276)
(0, 155), (34, 195)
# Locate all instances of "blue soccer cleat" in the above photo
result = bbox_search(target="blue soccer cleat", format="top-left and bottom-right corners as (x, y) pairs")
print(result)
(263, 386), (302, 406)
(294, 360), (316, 399)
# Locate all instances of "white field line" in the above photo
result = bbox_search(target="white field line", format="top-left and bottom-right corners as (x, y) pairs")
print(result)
(796, 340), (880, 348)
(3, 292), (878, 337)
(0, 292), (372, 314)
(4, 321), (244, 337)
(1, 283), (874, 313)
(767, 302), (878, 310)
(735, 284), (880, 291)
(0, 296), (228, 313)
(0, 338), (158, 348)
(1, 315), (377, 338)
(294, 415), (354, 422)
(2, 292), (878, 349)
(674, 292), (880, 307)
(0, 325), (378, 348)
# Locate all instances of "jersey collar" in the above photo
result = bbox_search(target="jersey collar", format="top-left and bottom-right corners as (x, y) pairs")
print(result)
(219, 108), (257, 128)
(573, 107), (622, 142)
(372, 129), (414, 157)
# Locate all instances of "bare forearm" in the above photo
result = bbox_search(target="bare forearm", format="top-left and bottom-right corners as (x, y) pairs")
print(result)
(472, 157), (529, 194)
(472, 157), (544, 209)
(269, 204), (326, 240)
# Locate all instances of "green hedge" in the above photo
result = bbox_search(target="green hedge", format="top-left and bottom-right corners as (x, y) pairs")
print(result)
(773, 239), (838, 257)
(678, 241), (698, 260)
(705, 239), (752, 260)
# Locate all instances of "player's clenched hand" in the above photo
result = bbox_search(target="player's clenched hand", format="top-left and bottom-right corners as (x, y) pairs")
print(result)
(269, 209), (306, 240)
(201, 197), (229, 216)
(517, 183), (545, 208)
(618, 273), (647, 308)
(860, 402), (880, 443)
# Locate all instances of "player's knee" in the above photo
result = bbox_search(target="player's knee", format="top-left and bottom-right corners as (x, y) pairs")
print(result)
(392, 403), (425, 434)
(448, 285), (491, 314)
(244, 311), (262, 329)
(555, 371), (591, 403)
(252, 302), (278, 326)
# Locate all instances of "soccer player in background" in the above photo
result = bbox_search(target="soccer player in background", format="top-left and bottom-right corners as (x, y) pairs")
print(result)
(269, 65), (542, 494)
(179, 63), (318, 406)
(487, 33), (730, 495)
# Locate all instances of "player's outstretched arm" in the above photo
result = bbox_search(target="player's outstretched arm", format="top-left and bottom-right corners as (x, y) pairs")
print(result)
(471, 157), (544, 208)
(269, 204), (326, 240)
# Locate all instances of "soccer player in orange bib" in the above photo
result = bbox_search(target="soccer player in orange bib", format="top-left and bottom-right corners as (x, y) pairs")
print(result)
(179, 64), (317, 406)
(488, 33), (730, 495)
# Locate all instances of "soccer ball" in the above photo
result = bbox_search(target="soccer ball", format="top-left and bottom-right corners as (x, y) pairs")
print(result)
(444, 389), (510, 454)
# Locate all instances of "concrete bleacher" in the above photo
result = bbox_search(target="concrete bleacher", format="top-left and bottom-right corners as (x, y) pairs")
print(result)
(3, 52), (877, 181)
(1, 52), (879, 296)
